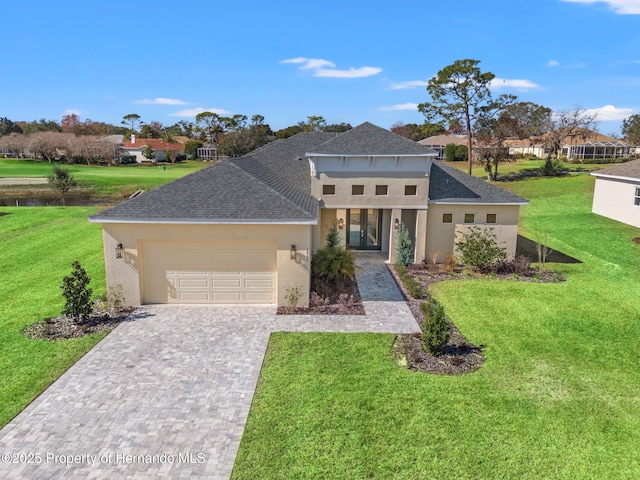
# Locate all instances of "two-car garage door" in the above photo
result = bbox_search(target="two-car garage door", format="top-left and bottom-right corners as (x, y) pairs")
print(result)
(142, 240), (276, 304)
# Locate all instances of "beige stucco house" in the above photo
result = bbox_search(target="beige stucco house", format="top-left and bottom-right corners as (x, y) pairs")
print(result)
(90, 122), (528, 307)
(591, 159), (640, 228)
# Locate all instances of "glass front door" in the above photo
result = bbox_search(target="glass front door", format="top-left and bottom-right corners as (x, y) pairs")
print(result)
(347, 209), (382, 250)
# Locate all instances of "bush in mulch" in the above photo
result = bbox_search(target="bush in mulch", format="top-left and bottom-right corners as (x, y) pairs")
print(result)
(276, 273), (365, 315)
(22, 304), (136, 341)
(633, 237), (640, 245)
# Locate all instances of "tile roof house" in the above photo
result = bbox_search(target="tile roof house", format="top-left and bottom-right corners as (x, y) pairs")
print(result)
(591, 159), (640, 228)
(91, 122), (527, 307)
(119, 135), (184, 163)
(418, 134), (470, 160)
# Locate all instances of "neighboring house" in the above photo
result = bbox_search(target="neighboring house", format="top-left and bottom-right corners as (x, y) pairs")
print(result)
(119, 135), (184, 162)
(591, 159), (640, 228)
(503, 138), (547, 158)
(418, 134), (469, 160)
(90, 122), (528, 307)
(506, 130), (631, 160)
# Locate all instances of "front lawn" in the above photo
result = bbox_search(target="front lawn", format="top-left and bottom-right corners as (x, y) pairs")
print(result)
(0, 206), (106, 427)
(232, 174), (640, 479)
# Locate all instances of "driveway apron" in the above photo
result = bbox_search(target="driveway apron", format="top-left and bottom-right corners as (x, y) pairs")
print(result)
(0, 253), (418, 479)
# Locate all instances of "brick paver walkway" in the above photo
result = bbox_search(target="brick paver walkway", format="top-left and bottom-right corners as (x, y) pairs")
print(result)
(0, 252), (417, 479)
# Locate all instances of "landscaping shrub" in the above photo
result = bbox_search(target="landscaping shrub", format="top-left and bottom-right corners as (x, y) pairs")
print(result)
(119, 155), (137, 165)
(394, 264), (426, 299)
(325, 220), (341, 248)
(284, 286), (302, 309)
(455, 226), (507, 272)
(493, 254), (532, 275)
(420, 298), (449, 356)
(540, 156), (565, 176)
(443, 253), (457, 273)
(61, 260), (93, 321)
(395, 223), (414, 266)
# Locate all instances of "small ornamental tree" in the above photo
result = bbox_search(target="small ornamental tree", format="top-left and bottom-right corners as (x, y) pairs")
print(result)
(142, 144), (155, 162)
(47, 166), (77, 206)
(325, 220), (341, 248)
(61, 260), (93, 321)
(420, 298), (449, 356)
(395, 223), (414, 266)
(455, 226), (506, 271)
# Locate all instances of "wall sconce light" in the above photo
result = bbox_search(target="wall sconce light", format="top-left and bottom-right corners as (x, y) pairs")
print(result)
(290, 244), (297, 260)
(394, 218), (400, 230)
(115, 243), (123, 259)
(338, 218), (344, 229)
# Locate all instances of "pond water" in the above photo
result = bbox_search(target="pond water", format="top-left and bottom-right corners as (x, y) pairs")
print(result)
(0, 195), (103, 207)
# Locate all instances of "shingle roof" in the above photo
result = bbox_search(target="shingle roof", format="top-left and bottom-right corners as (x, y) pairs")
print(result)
(90, 123), (527, 224)
(310, 122), (436, 155)
(428, 161), (528, 205)
(90, 132), (334, 224)
(591, 159), (640, 181)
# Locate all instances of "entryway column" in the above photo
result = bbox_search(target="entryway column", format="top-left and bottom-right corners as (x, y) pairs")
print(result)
(414, 209), (428, 263)
(388, 208), (402, 263)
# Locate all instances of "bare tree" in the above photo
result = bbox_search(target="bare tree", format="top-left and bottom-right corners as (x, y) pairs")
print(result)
(544, 106), (597, 159)
(30, 131), (66, 162)
(0, 132), (26, 159)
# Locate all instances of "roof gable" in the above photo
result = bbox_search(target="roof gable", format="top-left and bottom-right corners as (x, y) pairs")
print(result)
(309, 122), (435, 156)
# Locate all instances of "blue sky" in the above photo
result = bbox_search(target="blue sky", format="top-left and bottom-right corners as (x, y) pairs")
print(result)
(3, 0), (639, 135)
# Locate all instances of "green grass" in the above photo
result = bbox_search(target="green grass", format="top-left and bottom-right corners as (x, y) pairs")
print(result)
(0, 158), (206, 197)
(232, 174), (640, 479)
(448, 157), (612, 178)
(0, 206), (106, 427)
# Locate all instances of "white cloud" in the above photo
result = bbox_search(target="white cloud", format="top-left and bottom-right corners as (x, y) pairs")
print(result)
(490, 78), (541, 91)
(545, 60), (587, 69)
(561, 0), (640, 14)
(280, 57), (382, 78)
(390, 80), (429, 90)
(378, 103), (419, 112)
(135, 97), (187, 105)
(584, 104), (634, 121)
(63, 108), (82, 116)
(169, 107), (230, 117)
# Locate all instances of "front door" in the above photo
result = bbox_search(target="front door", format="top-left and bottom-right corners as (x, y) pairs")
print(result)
(347, 209), (382, 250)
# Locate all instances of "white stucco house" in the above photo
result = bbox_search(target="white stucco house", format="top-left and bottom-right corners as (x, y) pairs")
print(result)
(119, 135), (184, 163)
(90, 122), (528, 307)
(591, 159), (640, 228)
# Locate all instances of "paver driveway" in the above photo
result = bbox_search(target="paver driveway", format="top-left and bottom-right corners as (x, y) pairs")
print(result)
(0, 253), (419, 479)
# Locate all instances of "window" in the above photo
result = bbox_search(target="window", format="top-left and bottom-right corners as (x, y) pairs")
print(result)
(486, 213), (497, 224)
(323, 184), (335, 195)
(442, 213), (453, 224)
(375, 185), (388, 196)
(352, 185), (364, 195)
(464, 213), (475, 224)
(635, 187), (640, 206)
(404, 185), (417, 195)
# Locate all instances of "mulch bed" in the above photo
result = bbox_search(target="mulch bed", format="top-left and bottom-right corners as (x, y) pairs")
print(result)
(633, 237), (640, 245)
(277, 275), (364, 315)
(22, 306), (136, 341)
(388, 263), (565, 375)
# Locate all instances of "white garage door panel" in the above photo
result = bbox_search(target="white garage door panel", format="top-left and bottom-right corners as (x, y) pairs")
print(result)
(143, 241), (276, 304)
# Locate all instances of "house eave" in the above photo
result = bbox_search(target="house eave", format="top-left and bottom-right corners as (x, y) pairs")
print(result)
(591, 172), (640, 183)
(89, 217), (318, 225)
(428, 200), (529, 206)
